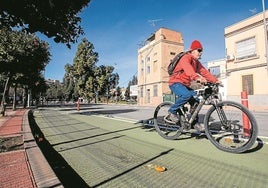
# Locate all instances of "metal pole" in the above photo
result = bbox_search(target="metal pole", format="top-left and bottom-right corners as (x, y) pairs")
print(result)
(262, 0), (268, 73)
(27, 91), (30, 107)
(77, 98), (80, 111)
(241, 91), (250, 137)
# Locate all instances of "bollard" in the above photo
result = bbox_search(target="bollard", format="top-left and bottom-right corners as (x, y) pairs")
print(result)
(77, 98), (80, 111)
(241, 91), (250, 137)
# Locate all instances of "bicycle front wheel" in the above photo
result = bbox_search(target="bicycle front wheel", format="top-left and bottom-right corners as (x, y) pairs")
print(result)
(204, 101), (258, 153)
(153, 102), (183, 140)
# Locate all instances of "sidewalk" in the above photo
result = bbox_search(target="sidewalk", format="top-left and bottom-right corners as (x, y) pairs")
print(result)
(0, 109), (62, 188)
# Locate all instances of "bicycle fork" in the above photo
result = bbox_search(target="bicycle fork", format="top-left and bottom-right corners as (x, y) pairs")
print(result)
(214, 103), (242, 142)
(214, 104), (228, 128)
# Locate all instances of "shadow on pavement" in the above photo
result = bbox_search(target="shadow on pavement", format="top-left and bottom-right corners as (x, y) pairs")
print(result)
(92, 148), (174, 187)
(59, 107), (103, 111)
(28, 111), (90, 188)
(78, 109), (138, 116)
(243, 137), (264, 153)
(140, 118), (264, 153)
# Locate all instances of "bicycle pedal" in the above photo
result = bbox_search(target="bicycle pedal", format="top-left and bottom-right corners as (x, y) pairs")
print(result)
(194, 133), (206, 139)
(183, 125), (191, 131)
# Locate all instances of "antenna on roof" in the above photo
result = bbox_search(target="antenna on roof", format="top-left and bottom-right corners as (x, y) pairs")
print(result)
(148, 19), (163, 27)
(249, 8), (257, 14)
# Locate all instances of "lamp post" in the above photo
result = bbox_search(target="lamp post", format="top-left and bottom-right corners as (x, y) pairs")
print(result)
(262, 0), (268, 73)
(114, 63), (118, 103)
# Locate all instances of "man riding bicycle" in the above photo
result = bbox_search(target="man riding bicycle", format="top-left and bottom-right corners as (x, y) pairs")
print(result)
(168, 40), (220, 131)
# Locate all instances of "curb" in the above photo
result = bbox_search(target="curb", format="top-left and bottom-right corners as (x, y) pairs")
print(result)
(22, 110), (63, 188)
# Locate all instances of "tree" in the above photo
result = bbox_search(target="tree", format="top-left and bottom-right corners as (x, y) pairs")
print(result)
(0, 0), (91, 48)
(95, 65), (117, 94)
(0, 28), (50, 113)
(63, 64), (78, 101)
(94, 65), (119, 103)
(45, 81), (63, 103)
(72, 38), (98, 101)
(0, 28), (50, 76)
(125, 75), (137, 99)
(62, 38), (120, 103)
(27, 76), (48, 107)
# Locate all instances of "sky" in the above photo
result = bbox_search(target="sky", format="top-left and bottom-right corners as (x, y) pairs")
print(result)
(40, 0), (264, 87)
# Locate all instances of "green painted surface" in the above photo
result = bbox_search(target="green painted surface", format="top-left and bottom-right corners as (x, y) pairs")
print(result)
(34, 108), (268, 188)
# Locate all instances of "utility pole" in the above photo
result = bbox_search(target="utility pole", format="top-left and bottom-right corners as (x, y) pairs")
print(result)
(262, 0), (268, 73)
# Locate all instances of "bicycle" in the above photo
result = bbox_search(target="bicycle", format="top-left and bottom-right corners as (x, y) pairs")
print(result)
(153, 82), (258, 153)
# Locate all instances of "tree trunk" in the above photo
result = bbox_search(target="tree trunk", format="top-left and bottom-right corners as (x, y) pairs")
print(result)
(12, 85), (17, 111)
(1, 77), (10, 116)
(23, 88), (28, 108)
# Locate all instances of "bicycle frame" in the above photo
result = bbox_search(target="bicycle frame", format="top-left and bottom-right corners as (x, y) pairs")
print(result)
(179, 83), (222, 125)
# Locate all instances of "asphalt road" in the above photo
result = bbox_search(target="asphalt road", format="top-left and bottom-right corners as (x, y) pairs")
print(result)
(33, 104), (268, 188)
(73, 103), (268, 138)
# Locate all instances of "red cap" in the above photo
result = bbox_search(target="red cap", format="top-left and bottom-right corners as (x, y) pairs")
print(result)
(190, 40), (203, 50)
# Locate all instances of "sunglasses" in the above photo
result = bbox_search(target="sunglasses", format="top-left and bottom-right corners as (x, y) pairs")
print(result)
(197, 49), (203, 53)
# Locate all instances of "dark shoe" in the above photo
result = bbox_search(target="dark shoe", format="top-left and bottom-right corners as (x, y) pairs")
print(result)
(193, 123), (205, 132)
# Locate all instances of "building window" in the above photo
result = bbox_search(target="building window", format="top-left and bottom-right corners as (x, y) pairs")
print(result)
(140, 87), (143, 97)
(242, 74), (254, 95)
(146, 89), (150, 103)
(146, 56), (150, 62)
(153, 85), (158, 96)
(209, 66), (221, 78)
(170, 52), (176, 55)
(147, 65), (150, 74)
(141, 68), (144, 75)
(235, 37), (256, 60)
(141, 59), (144, 64)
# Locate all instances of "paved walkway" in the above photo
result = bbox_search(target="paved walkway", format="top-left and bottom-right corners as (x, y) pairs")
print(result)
(1, 106), (268, 187)
(0, 109), (62, 188)
(34, 106), (268, 187)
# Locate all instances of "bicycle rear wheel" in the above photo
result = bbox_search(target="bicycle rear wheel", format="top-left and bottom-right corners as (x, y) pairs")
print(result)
(204, 101), (258, 153)
(153, 102), (183, 140)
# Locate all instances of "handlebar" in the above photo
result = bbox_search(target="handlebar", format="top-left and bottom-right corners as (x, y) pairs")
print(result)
(196, 81), (224, 87)
(205, 82), (224, 87)
(194, 82), (223, 99)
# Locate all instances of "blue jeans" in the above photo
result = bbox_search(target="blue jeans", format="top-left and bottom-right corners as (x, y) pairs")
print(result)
(169, 83), (196, 114)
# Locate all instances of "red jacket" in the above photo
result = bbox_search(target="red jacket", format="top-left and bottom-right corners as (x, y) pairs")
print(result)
(169, 52), (217, 87)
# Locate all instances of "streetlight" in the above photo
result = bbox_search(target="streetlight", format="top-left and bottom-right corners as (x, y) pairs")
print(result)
(262, 0), (268, 73)
(114, 63), (118, 103)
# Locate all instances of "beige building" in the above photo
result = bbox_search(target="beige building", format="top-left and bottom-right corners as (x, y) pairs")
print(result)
(224, 10), (268, 109)
(137, 11), (268, 109)
(207, 59), (227, 100)
(137, 28), (184, 106)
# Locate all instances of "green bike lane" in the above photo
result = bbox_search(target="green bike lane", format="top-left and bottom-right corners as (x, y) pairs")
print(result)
(33, 108), (268, 188)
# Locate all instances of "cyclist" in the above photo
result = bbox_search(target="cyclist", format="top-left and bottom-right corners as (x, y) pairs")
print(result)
(168, 40), (220, 131)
